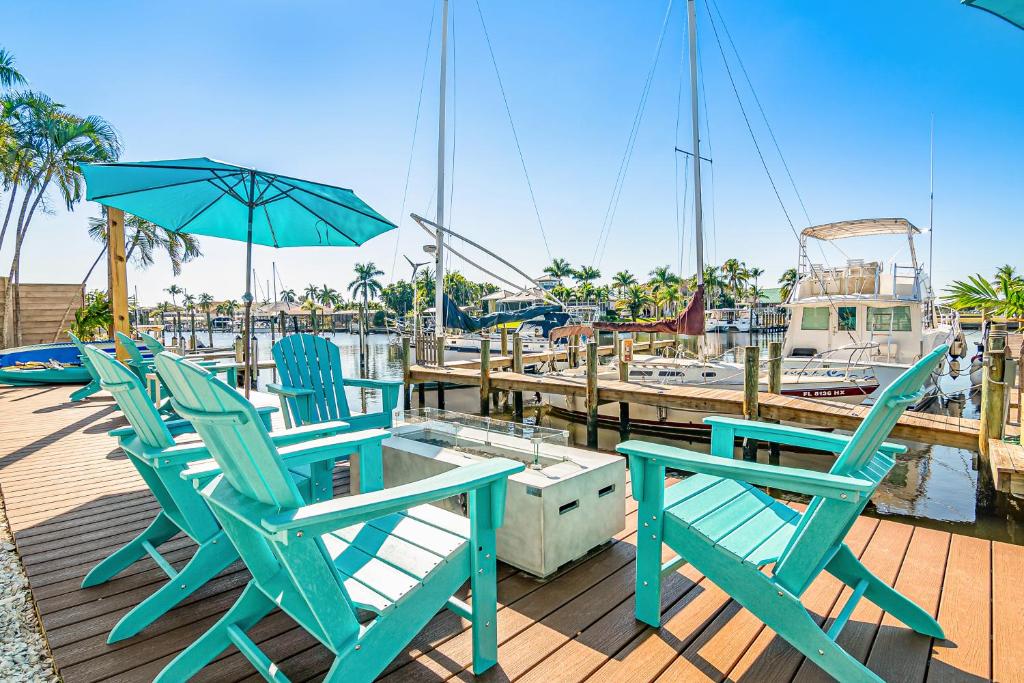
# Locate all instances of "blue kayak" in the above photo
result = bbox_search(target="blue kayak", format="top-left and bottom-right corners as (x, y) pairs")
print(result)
(0, 340), (117, 386)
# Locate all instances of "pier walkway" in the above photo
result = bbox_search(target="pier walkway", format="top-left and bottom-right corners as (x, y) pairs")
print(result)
(0, 384), (1020, 682)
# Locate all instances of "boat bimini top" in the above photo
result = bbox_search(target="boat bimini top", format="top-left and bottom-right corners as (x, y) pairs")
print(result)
(800, 218), (921, 242)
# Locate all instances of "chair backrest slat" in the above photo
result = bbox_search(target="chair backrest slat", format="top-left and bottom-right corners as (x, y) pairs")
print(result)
(272, 334), (351, 425)
(139, 332), (166, 353)
(773, 344), (947, 595)
(82, 345), (173, 449)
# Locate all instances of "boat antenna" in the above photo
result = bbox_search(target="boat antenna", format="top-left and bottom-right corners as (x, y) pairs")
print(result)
(434, 0), (449, 340)
(688, 0), (704, 293)
(928, 113), (935, 301)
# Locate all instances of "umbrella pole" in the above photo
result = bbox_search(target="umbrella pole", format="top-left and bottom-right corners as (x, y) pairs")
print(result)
(242, 172), (256, 398)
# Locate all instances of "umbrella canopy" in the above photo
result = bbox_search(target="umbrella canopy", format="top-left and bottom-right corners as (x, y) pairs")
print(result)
(82, 157), (396, 396)
(963, 0), (1024, 30)
(82, 157), (396, 247)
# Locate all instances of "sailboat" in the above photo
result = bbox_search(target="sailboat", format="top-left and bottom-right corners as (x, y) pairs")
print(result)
(543, 0), (960, 433)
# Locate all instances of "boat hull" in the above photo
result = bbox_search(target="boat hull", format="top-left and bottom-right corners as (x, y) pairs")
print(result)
(0, 340), (116, 386)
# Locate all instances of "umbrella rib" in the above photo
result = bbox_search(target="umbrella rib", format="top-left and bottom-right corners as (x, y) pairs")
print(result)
(262, 204), (281, 248)
(175, 193), (228, 232)
(253, 174), (279, 205)
(89, 172), (245, 201)
(270, 177), (396, 228)
(205, 172), (249, 204)
(278, 192), (359, 245)
(256, 175), (299, 207)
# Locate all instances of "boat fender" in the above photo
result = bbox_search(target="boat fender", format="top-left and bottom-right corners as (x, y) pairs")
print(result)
(948, 358), (960, 379)
(949, 333), (966, 359)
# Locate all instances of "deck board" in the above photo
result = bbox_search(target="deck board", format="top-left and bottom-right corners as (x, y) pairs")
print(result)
(0, 384), (1020, 683)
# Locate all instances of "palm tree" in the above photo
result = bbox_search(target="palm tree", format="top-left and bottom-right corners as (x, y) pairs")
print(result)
(543, 257), (573, 283)
(303, 284), (319, 303)
(648, 266), (679, 315)
(198, 292), (215, 346)
(747, 284), (765, 306)
(721, 259), (749, 302)
(279, 288), (296, 305)
(574, 265), (601, 285)
(0, 48), (26, 89)
(87, 210), (201, 275)
(2, 92), (121, 341)
(778, 267), (799, 303)
(612, 270), (636, 296)
(164, 284), (182, 308)
(699, 266), (727, 307)
(318, 285), (340, 332)
(182, 293), (197, 349)
(216, 299), (240, 330)
(747, 267), (765, 291)
(576, 282), (596, 303)
(616, 284), (655, 321)
(942, 266), (1024, 320)
(349, 262), (384, 334)
(656, 285), (682, 315)
(551, 283), (573, 303)
(300, 298), (320, 332)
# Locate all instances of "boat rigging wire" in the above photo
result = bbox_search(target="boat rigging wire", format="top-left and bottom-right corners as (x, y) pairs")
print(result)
(473, 0), (552, 261)
(388, 0), (437, 284)
(593, 0), (675, 269)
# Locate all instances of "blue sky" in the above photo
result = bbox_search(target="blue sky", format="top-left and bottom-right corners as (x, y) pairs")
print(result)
(2, 0), (1021, 304)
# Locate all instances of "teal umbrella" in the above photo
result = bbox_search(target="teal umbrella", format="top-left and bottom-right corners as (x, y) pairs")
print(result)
(83, 157), (396, 396)
(963, 0), (1024, 30)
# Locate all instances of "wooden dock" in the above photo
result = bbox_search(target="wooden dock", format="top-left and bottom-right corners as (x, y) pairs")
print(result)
(1, 384), (1021, 682)
(989, 333), (1023, 497)
(407, 364), (982, 450)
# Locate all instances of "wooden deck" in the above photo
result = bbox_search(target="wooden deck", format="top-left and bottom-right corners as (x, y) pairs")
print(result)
(1, 384), (1022, 682)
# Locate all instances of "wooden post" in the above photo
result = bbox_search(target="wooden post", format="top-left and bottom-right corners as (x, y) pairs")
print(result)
(435, 334), (445, 410)
(401, 336), (412, 410)
(106, 207), (130, 361)
(279, 311), (286, 336)
(618, 355), (630, 442)
(979, 325), (1007, 461)
(586, 340), (599, 448)
(742, 345), (760, 461)
(479, 337), (491, 416)
(512, 333), (524, 422)
(767, 341), (782, 465)
(570, 335), (579, 368)
(500, 327), (509, 357)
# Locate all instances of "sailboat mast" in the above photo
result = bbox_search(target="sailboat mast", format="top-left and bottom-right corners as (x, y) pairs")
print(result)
(928, 114), (935, 300)
(687, 0), (704, 289)
(434, 0), (449, 338)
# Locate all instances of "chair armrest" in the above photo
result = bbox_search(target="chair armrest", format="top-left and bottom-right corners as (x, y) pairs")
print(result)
(262, 458), (525, 538)
(275, 429), (387, 468)
(343, 377), (403, 391)
(617, 440), (873, 502)
(702, 416), (906, 456)
(177, 426), (380, 480)
(267, 383), (315, 398)
(109, 417), (196, 440)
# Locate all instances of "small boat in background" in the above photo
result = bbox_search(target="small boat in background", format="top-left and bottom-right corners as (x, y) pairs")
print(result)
(0, 340), (115, 386)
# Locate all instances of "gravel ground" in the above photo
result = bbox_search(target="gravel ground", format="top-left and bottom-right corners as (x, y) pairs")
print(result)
(0, 490), (60, 682)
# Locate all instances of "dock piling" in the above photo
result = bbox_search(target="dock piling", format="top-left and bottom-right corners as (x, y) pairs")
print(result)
(512, 334), (524, 422)
(742, 345), (760, 462)
(767, 341), (782, 465)
(435, 335), (446, 410)
(618, 355), (630, 442)
(586, 341), (598, 448)
(479, 338), (491, 416)
(979, 324), (1007, 461)
(401, 336), (411, 410)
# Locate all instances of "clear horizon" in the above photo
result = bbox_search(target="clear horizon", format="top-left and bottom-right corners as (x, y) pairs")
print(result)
(2, 0), (1021, 305)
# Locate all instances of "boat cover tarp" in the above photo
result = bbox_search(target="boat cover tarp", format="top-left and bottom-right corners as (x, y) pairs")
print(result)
(595, 285), (705, 335)
(442, 294), (562, 332)
(801, 218), (919, 241)
(548, 325), (594, 342)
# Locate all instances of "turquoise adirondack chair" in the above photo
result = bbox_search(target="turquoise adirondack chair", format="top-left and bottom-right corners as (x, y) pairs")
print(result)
(269, 333), (402, 430)
(79, 346), (350, 643)
(152, 351), (523, 682)
(122, 331), (238, 391)
(618, 345), (948, 683)
(67, 332), (103, 402)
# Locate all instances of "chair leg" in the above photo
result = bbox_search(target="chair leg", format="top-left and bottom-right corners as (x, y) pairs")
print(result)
(634, 510), (664, 627)
(308, 460), (334, 503)
(70, 379), (101, 402)
(154, 582), (276, 683)
(757, 590), (885, 683)
(107, 531), (237, 643)
(81, 512), (179, 588)
(826, 544), (944, 639)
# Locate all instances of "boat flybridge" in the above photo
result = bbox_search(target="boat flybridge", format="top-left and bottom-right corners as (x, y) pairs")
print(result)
(546, 218), (961, 432)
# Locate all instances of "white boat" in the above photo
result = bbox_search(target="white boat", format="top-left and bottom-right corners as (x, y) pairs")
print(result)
(704, 308), (752, 332)
(545, 219), (961, 432)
